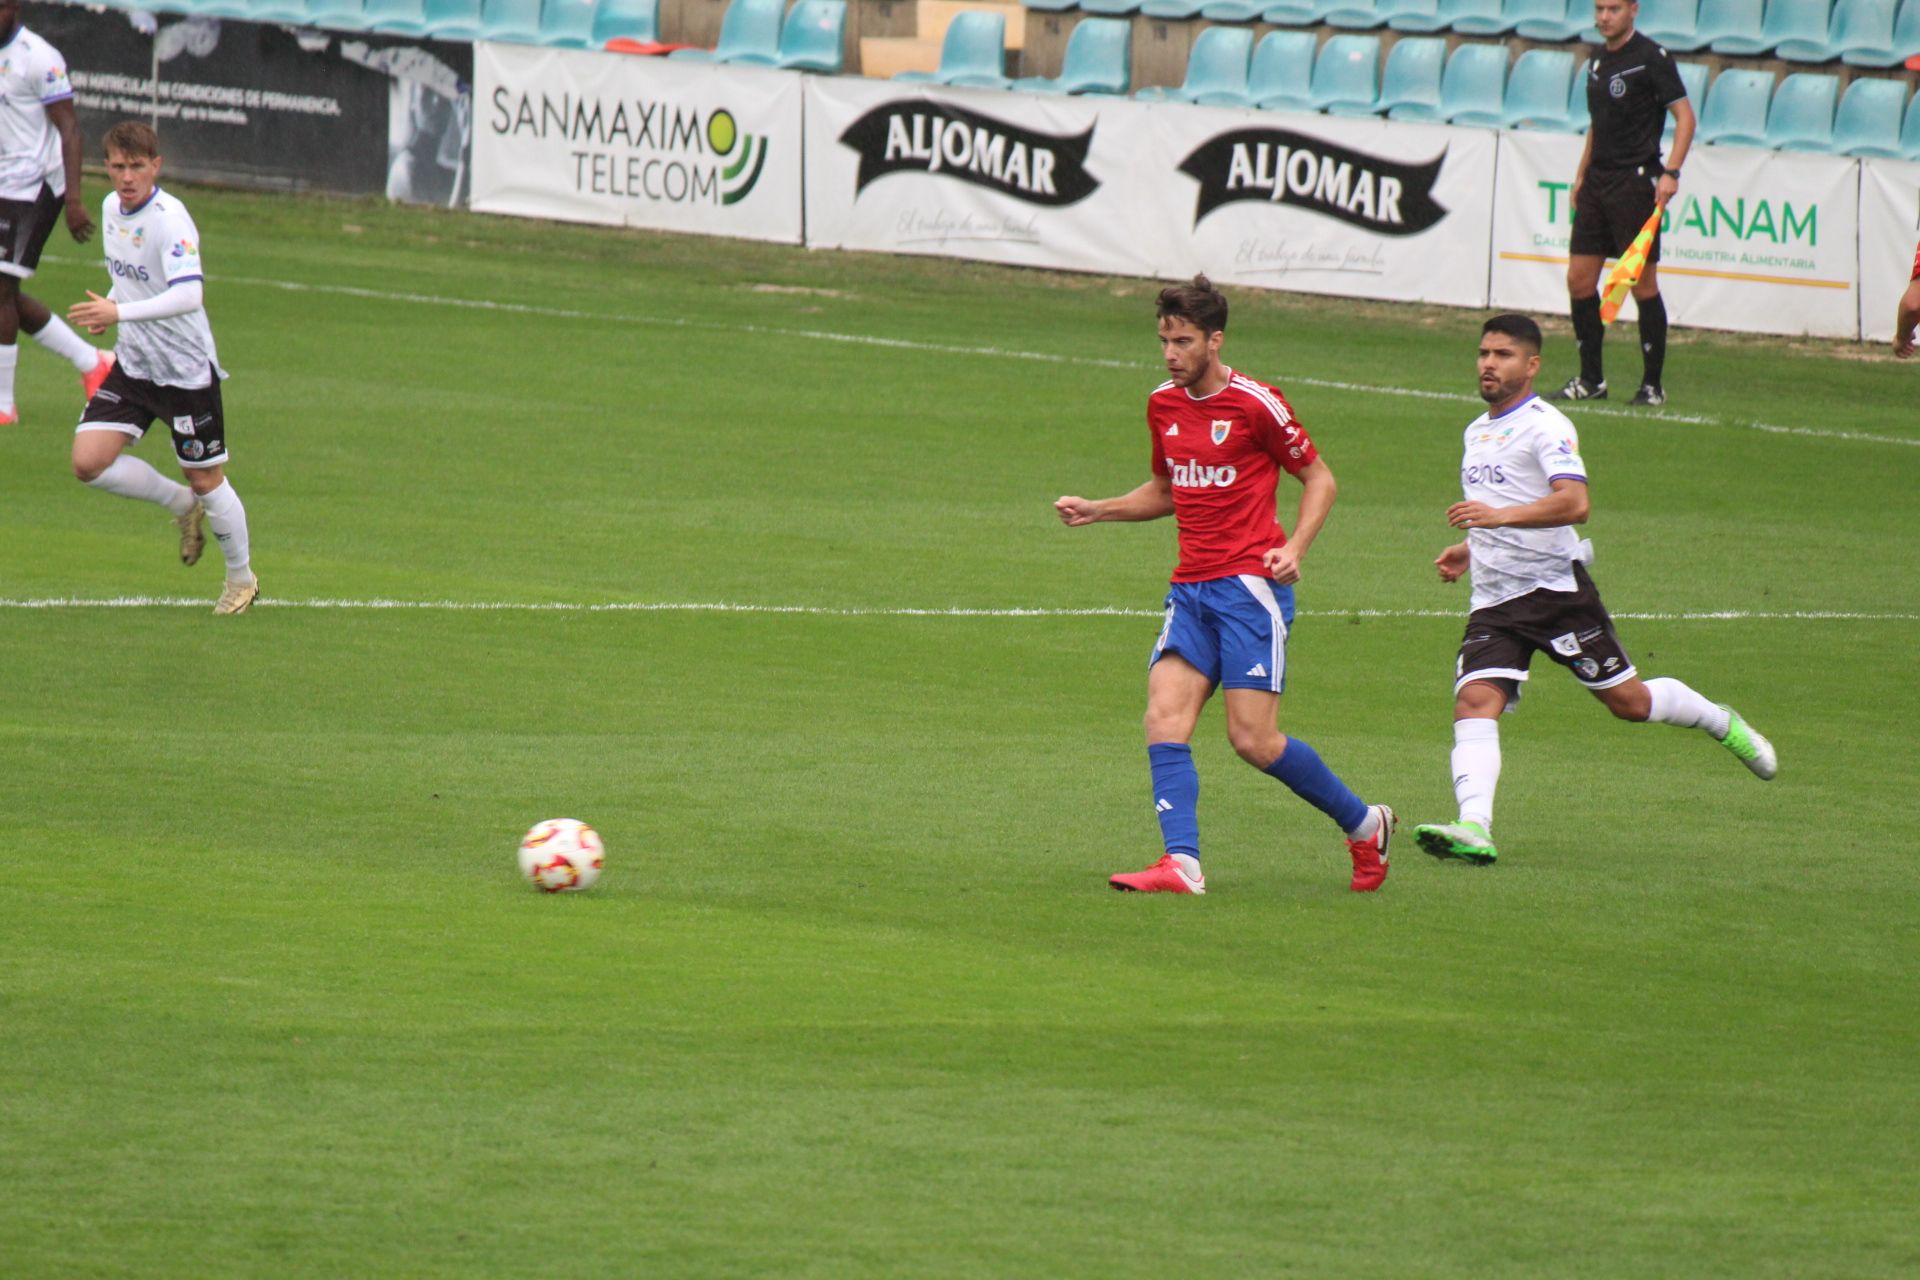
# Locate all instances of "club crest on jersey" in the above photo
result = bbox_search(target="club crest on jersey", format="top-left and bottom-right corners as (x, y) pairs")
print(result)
(1211, 419), (1231, 445)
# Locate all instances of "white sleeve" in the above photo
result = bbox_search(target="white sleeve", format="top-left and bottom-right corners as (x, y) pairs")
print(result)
(1534, 424), (1588, 484)
(116, 279), (203, 322)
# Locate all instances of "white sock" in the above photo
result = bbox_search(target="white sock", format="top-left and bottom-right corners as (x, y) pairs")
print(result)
(198, 479), (253, 580)
(29, 315), (99, 372)
(1170, 852), (1202, 879)
(1643, 676), (1730, 738)
(1346, 806), (1381, 841)
(1451, 718), (1501, 831)
(87, 453), (195, 516)
(0, 343), (17, 412)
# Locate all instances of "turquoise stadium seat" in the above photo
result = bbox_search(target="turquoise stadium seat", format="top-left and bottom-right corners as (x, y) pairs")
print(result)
(1200, 0), (1265, 19)
(895, 11), (1010, 87)
(1262, 0), (1335, 23)
(1142, 0), (1206, 17)
(1025, 0), (1076, 11)
(1385, 0), (1450, 33)
(1696, 0), (1765, 53)
(1897, 0), (1920, 61)
(1135, 24), (1253, 104)
(364, 0), (429, 34)
(479, 0), (543, 42)
(1696, 67), (1773, 144)
(1638, 0), (1703, 50)
(1834, 0), (1902, 65)
(1079, 0), (1144, 16)
(1830, 75), (1909, 155)
(196, 0), (306, 20)
(1663, 59), (1708, 140)
(1903, 86), (1920, 158)
(671, 0), (783, 63)
(1310, 33), (1380, 114)
(1764, 72), (1839, 149)
(1441, 0), (1514, 35)
(1765, 0), (1835, 59)
(593, 0), (660, 43)
(421, 0), (484, 39)
(1509, 0), (1584, 40)
(540, 0), (597, 46)
(1012, 15), (1129, 92)
(1249, 28), (1318, 111)
(1324, 0), (1388, 28)
(1565, 58), (1589, 131)
(1377, 35), (1444, 119)
(1439, 40), (1506, 125)
(1503, 48), (1575, 129)
(307, 0), (370, 30)
(777, 0), (846, 71)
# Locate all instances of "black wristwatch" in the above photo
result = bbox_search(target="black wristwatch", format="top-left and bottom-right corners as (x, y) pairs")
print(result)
(1662, 167), (1682, 178)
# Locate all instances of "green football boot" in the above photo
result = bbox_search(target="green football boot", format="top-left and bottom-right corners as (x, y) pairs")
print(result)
(1415, 820), (1498, 866)
(1716, 705), (1777, 780)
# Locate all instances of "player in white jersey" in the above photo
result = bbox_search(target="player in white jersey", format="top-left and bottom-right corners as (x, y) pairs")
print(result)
(68, 121), (256, 615)
(1412, 314), (1774, 866)
(0, 0), (115, 423)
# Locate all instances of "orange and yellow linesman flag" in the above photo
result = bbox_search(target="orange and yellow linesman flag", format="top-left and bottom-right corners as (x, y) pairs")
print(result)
(1599, 203), (1665, 325)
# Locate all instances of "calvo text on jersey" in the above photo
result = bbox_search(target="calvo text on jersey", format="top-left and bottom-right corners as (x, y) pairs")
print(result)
(1169, 459), (1238, 488)
(1178, 128), (1448, 234)
(838, 101), (1099, 206)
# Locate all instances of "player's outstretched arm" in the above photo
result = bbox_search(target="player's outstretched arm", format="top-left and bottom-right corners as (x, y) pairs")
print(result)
(1055, 475), (1174, 525)
(1448, 477), (1590, 531)
(1894, 280), (1920, 359)
(1264, 458), (1336, 585)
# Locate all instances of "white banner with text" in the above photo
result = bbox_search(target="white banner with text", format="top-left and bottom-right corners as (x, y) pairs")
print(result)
(473, 43), (803, 243)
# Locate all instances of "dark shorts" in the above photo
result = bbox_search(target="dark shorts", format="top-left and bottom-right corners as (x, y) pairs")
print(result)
(1570, 166), (1662, 263)
(1454, 562), (1637, 706)
(0, 182), (64, 280)
(76, 361), (228, 469)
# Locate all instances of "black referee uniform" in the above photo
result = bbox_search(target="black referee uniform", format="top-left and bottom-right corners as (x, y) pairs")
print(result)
(1559, 30), (1688, 402)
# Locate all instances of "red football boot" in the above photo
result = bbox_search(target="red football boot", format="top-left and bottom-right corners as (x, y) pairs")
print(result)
(1346, 805), (1396, 893)
(82, 350), (115, 400)
(1110, 854), (1205, 895)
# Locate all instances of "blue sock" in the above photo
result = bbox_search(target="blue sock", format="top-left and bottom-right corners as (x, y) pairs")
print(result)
(1148, 742), (1200, 859)
(1263, 736), (1368, 834)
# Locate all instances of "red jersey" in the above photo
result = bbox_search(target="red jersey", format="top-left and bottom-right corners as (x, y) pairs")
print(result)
(1148, 368), (1319, 583)
(1911, 239), (1919, 280)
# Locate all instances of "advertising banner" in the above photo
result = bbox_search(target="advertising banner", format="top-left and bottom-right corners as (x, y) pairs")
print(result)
(1857, 158), (1920, 345)
(42, 6), (471, 205)
(803, 76), (1163, 276)
(1152, 108), (1498, 307)
(473, 44), (803, 243)
(1492, 131), (1859, 338)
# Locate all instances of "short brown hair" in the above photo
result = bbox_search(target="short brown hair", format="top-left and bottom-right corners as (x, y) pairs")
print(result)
(103, 120), (160, 160)
(1156, 274), (1228, 335)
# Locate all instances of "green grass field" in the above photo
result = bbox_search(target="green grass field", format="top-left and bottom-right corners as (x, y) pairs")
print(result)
(3, 186), (1916, 1278)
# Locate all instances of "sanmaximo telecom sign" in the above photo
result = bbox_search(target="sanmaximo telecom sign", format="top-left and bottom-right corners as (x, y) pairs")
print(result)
(1178, 128), (1448, 234)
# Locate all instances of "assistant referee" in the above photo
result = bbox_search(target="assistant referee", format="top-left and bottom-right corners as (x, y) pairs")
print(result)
(1549, 0), (1695, 407)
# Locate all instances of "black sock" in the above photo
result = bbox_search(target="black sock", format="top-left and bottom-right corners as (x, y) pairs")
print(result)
(1571, 294), (1604, 387)
(1637, 293), (1668, 390)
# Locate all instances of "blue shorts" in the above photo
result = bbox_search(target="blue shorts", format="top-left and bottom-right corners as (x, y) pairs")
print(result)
(1148, 575), (1296, 692)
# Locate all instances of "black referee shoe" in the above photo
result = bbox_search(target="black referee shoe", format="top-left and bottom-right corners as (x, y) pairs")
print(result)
(1546, 375), (1607, 401)
(1629, 384), (1666, 407)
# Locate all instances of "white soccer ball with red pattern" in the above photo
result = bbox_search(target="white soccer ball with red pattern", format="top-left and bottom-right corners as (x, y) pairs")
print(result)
(518, 818), (604, 892)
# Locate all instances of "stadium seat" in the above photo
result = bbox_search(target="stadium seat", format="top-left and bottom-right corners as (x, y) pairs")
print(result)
(1262, 0), (1338, 23)
(1903, 85), (1920, 158)
(1695, 66), (1773, 144)
(1142, 0), (1207, 17)
(1832, 0), (1902, 65)
(1135, 24), (1254, 104)
(1384, 0), (1450, 33)
(420, 0), (484, 39)
(1376, 35), (1445, 119)
(1695, 0), (1766, 53)
(1565, 60), (1590, 132)
(538, 0), (597, 45)
(1440, 0), (1514, 35)
(1200, 0), (1266, 19)
(671, 0), (783, 63)
(1830, 74), (1909, 154)
(1509, 0), (1585, 41)
(479, 0), (543, 43)
(1079, 0), (1144, 16)
(1895, 0), (1920, 62)
(307, 0), (370, 30)
(1764, 72), (1839, 149)
(1011, 16), (1130, 93)
(776, 0), (846, 71)
(1663, 59), (1708, 140)
(1637, 0), (1703, 50)
(363, 0), (429, 33)
(195, 0), (305, 20)
(1438, 40), (1506, 125)
(1249, 28), (1319, 111)
(894, 11), (1011, 87)
(1503, 48), (1575, 129)
(1323, 0), (1389, 28)
(1764, 0), (1836, 60)
(592, 0), (660, 44)
(1024, 0), (1076, 10)
(1309, 33), (1381, 114)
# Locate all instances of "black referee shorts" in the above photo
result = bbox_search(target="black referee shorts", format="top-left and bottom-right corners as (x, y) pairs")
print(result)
(1570, 166), (1661, 263)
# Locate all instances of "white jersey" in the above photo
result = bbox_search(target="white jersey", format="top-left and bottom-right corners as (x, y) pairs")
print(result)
(0, 27), (72, 201)
(1460, 394), (1591, 612)
(102, 187), (223, 389)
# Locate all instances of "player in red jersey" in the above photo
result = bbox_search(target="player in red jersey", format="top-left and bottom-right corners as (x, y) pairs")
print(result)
(1055, 276), (1395, 894)
(1894, 238), (1920, 359)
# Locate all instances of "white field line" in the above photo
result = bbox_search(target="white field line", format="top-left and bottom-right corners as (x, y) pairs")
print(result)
(2, 597), (1915, 621)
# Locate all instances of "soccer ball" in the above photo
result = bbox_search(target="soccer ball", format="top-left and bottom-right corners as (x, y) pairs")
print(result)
(518, 818), (604, 892)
